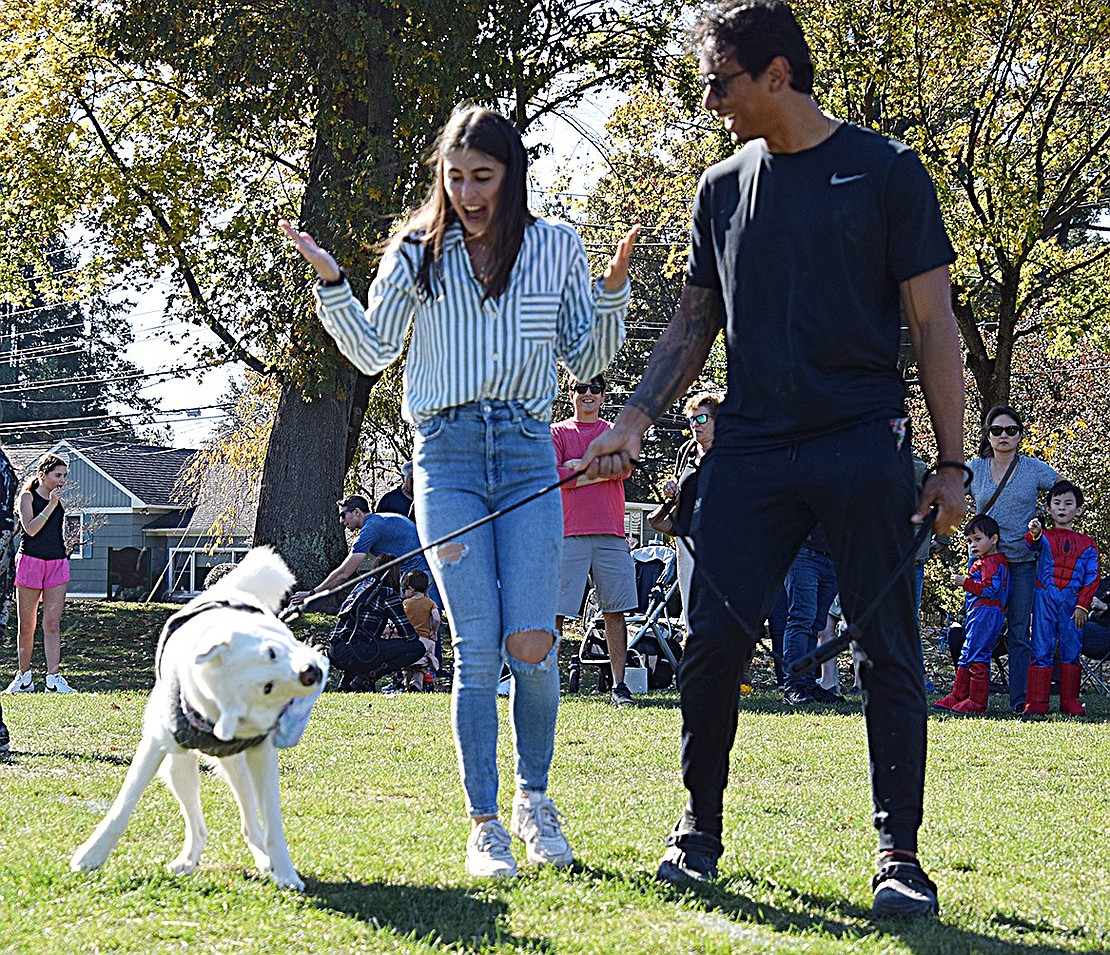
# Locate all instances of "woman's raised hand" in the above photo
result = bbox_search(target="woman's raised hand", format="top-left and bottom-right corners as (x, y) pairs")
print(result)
(602, 224), (641, 292)
(278, 219), (343, 282)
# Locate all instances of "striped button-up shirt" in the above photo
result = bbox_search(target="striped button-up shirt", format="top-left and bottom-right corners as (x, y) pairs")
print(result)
(315, 218), (629, 424)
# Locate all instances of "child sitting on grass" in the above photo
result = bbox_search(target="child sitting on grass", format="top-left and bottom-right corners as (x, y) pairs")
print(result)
(1023, 480), (1100, 716)
(401, 569), (441, 692)
(934, 514), (1010, 715)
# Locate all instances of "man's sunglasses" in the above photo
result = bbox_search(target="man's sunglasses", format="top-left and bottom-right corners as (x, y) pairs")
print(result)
(573, 383), (604, 394)
(688, 413), (711, 425)
(700, 68), (750, 98)
(988, 424), (1021, 437)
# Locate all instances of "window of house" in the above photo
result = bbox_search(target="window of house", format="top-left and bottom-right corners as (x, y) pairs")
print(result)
(169, 548), (248, 595)
(63, 513), (90, 559)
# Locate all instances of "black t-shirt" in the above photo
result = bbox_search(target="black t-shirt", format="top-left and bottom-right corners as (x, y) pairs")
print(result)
(687, 123), (955, 449)
(376, 486), (415, 520)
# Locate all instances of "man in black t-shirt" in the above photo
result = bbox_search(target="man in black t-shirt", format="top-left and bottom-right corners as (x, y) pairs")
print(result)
(582, 0), (967, 918)
(375, 461), (415, 521)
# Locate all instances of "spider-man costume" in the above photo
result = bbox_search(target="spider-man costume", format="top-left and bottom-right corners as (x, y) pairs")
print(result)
(1026, 528), (1099, 666)
(958, 552), (1010, 665)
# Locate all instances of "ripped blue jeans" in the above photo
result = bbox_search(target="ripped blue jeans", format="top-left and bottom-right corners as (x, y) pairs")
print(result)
(413, 400), (563, 818)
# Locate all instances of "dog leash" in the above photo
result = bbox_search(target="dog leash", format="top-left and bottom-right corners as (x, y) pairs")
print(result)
(672, 511), (937, 677)
(279, 464), (597, 623)
(670, 460), (970, 677)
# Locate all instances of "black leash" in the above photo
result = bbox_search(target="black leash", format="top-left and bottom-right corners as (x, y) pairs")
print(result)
(673, 511), (937, 677)
(279, 464), (594, 623)
(667, 457), (973, 677)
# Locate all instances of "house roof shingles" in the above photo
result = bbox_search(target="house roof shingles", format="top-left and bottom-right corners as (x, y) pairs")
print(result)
(3, 439), (196, 507)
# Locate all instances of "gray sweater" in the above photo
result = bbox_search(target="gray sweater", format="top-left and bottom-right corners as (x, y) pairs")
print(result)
(968, 456), (1059, 562)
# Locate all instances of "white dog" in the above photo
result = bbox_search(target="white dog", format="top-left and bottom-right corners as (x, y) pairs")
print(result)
(71, 547), (328, 890)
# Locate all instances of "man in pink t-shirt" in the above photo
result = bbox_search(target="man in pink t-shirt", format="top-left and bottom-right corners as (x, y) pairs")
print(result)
(552, 375), (638, 706)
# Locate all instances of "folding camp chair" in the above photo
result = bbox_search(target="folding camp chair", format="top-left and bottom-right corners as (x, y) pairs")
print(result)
(568, 543), (684, 693)
(1079, 619), (1110, 696)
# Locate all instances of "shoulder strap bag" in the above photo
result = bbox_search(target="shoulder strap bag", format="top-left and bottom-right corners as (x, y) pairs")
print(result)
(978, 454), (1020, 516)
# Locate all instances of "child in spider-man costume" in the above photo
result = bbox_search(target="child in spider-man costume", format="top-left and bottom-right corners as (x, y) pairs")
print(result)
(1023, 480), (1100, 716)
(934, 514), (1010, 715)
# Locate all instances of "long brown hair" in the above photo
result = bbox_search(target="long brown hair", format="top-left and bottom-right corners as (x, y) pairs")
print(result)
(400, 105), (534, 303)
(23, 453), (67, 493)
(371, 553), (402, 594)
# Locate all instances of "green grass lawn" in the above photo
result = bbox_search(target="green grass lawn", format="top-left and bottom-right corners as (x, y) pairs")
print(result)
(1, 601), (1107, 954)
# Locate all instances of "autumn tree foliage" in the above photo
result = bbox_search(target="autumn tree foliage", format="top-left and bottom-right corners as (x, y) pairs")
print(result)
(0, 0), (680, 584)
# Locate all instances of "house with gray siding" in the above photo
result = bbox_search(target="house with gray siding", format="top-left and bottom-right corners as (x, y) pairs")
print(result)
(5, 440), (252, 600)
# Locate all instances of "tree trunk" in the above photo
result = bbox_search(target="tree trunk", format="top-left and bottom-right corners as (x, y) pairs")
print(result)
(254, 377), (361, 588)
(253, 13), (399, 588)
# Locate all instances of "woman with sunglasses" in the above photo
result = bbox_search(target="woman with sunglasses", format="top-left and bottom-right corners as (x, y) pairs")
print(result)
(282, 105), (637, 878)
(967, 405), (1059, 712)
(649, 392), (722, 625)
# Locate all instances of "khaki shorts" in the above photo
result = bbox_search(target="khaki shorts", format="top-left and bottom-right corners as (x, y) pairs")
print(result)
(556, 535), (637, 618)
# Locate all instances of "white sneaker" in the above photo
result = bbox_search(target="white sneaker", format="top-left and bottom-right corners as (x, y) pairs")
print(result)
(45, 673), (76, 693)
(466, 819), (518, 879)
(510, 791), (573, 867)
(3, 671), (33, 694)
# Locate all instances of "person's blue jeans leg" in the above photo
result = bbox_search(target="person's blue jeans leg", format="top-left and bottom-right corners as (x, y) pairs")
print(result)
(783, 549), (835, 692)
(414, 401), (562, 817)
(768, 587), (788, 687)
(1006, 560), (1037, 710)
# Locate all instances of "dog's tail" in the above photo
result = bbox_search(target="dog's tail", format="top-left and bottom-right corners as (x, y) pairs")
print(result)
(207, 546), (295, 613)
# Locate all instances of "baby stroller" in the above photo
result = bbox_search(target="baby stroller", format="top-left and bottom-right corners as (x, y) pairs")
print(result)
(568, 543), (684, 693)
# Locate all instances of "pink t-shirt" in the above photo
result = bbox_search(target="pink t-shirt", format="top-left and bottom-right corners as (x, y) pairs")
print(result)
(551, 418), (627, 537)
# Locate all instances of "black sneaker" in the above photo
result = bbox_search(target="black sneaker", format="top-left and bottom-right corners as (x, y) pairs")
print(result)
(783, 686), (815, 706)
(810, 685), (845, 704)
(871, 859), (939, 918)
(611, 682), (634, 707)
(656, 830), (722, 885)
(0, 721), (9, 753)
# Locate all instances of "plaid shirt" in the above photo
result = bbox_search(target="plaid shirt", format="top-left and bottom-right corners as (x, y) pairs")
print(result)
(334, 578), (419, 643)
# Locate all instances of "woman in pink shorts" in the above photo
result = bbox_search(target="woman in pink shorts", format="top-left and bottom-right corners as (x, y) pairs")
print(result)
(4, 454), (75, 694)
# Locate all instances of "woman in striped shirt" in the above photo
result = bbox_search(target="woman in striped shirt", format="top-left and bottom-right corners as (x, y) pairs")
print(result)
(282, 105), (637, 879)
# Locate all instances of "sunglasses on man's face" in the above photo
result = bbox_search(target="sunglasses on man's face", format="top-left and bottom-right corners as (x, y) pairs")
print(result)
(688, 413), (711, 425)
(988, 425), (1021, 437)
(573, 383), (604, 395)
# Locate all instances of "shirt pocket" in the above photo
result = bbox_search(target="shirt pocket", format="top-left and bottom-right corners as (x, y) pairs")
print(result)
(518, 291), (561, 342)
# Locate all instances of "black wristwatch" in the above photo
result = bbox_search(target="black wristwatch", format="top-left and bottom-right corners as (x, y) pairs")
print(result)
(318, 268), (348, 287)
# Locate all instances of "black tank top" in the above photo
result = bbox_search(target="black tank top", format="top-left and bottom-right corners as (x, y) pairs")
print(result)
(19, 491), (67, 560)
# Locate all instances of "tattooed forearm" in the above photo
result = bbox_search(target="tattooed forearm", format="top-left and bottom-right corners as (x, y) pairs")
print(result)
(625, 285), (723, 423)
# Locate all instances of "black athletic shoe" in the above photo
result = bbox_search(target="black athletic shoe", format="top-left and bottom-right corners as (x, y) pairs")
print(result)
(0, 721), (9, 753)
(610, 682), (634, 707)
(783, 686), (815, 707)
(810, 685), (845, 704)
(656, 830), (722, 885)
(871, 859), (939, 918)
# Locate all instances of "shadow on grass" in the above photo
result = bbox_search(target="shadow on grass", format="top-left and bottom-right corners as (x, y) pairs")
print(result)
(0, 747), (132, 767)
(305, 877), (553, 952)
(573, 862), (1087, 955)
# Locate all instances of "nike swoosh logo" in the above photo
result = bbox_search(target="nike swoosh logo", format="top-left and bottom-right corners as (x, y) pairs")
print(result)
(830, 173), (867, 186)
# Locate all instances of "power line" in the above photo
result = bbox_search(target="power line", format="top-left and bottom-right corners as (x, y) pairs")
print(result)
(0, 406), (231, 436)
(0, 359), (231, 397)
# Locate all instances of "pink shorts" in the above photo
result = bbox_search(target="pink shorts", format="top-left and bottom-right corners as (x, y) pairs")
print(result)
(14, 553), (71, 590)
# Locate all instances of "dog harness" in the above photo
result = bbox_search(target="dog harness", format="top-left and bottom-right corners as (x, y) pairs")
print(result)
(156, 599), (275, 757)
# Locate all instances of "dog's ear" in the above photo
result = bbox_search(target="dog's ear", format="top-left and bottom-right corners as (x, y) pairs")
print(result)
(213, 706), (243, 741)
(194, 637), (230, 665)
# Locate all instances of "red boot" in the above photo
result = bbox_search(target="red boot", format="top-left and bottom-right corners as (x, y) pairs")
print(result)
(1058, 662), (1086, 716)
(1022, 666), (1052, 716)
(951, 662), (989, 714)
(933, 666), (971, 710)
